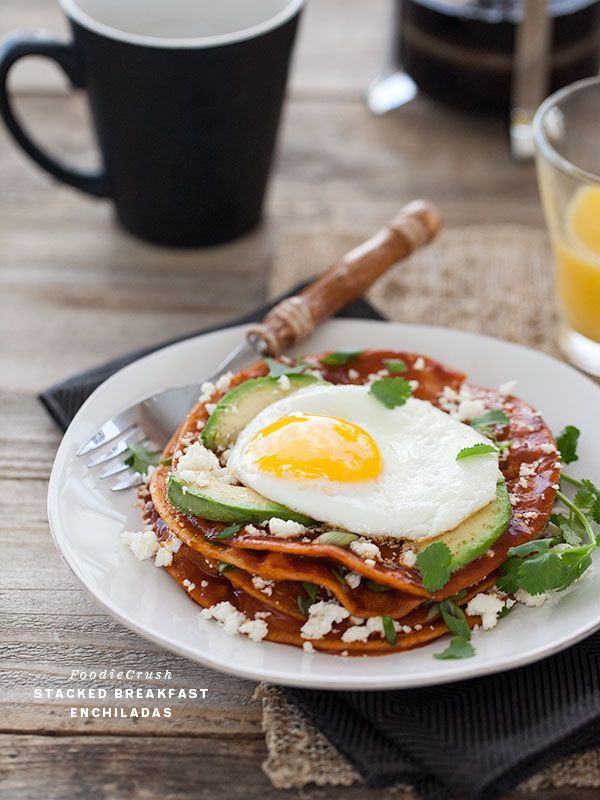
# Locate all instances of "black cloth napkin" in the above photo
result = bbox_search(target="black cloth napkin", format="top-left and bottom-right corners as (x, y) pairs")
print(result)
(40, 287), (600, 800)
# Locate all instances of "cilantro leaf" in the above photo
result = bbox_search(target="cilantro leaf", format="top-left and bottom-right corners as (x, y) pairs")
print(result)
(439, 599), (470, 639)
(331, 565), (347, 585)
(416, 541), (453, 591)
(369, 377), (412, 409)
(496, 557), (522, 594)
(124, 443), (161, 475)
(382, 614), (397, 646)
(383, 358), (407, 374)
(508, 539), (554, 558)
(302, 582), (318, 603)
(321, 350), (364, 366)
(214, 524), (242, 540)
(557, 425), (580, 464)
(517, 552), (565, 594)
(264, 357), (309, 378)
(470, 410), (509, 435)
(456, 443), (498, 460)
(297, 595), (310, 617)
(550, 513), (584, 546)
(434, 636), (475, 660)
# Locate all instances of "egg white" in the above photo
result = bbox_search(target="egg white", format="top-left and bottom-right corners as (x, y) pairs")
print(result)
(227, 384), (500, 540)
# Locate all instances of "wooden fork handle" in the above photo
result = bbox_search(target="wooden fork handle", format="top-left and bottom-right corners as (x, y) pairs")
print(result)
(246, 200), (442, 356)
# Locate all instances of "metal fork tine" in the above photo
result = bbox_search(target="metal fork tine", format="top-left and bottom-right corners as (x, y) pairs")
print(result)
(87, 427), (138, 469)
(98, 437), (150, 479)
(111, 471), (144, 492)
(76, 409), (138, 456)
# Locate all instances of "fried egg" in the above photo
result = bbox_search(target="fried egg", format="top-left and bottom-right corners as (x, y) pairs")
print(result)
(227, 384), (499, 540)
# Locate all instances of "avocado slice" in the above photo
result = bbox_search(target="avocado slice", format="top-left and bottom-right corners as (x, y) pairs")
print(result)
(167, 472), (314, 526)
(413, 481), (511, 573)
(202, 374), (320, 451)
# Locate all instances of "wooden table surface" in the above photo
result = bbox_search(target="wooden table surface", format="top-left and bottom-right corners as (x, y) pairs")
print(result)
(1, 2), (588, 799)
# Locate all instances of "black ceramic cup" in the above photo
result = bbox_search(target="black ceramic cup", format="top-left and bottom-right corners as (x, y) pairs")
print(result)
(0, 0), (304, 246)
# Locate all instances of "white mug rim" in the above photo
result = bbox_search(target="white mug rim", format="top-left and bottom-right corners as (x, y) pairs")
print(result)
(58, 0), (305, 49)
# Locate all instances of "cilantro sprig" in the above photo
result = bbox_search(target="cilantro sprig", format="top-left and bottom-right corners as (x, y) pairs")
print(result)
(470, 410), (509, 438)
(456, 443), (498, 460)
(369, 377), (412, 409)
(416, 542), (453, 592)
(557, 425), (580, 464)
(321, 350), (364, 366)
(264, 357), (310, 378)
(383, 358), (407, 374)
(124, 443), (161, 475)
(434, 597), (474, 659)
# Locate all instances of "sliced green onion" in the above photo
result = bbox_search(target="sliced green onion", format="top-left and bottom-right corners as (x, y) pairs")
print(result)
(314, 530), (359, 547)
(382, 614), (397, 646)
(215, 524), (242, 540)
(365, 580), (391, 593)
(217, 561), (235, 574)
(302, 582), (318, 603)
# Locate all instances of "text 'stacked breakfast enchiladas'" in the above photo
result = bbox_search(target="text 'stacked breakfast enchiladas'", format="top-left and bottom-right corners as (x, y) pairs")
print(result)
(121, 350), (599, 659)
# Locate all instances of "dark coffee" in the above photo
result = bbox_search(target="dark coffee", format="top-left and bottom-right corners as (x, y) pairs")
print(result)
(0, 0), (304, 246)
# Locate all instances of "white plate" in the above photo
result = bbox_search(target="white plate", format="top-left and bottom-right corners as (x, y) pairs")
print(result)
(48, 319), (600, 689)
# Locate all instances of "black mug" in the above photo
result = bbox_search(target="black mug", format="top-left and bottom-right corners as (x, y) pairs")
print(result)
(0, 0), (304, 246)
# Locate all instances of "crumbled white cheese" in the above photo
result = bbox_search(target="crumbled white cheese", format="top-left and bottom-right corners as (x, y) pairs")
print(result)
(341, 615), (387, 643)
(154, 535), (182, 567)
(242, 524), (260, 536)
(439, 384), (486, 421)
(277, 374), (291, 390)
(205, 403), (217, 415)
(200, 580), (209, 588)
(409, 379), (420, 391)
(268, 517), (308, 538)
(303, 641), (315, 653)
(364, 558), (376, 567)
(519, 462), (536, 477)
(175, 440), (236, 488)
(344, 571), (362, 590)
(215, 371), (233, 392)
(498, 380), (517, 395)
(413, 357), (425, 371)
(349, 615), (364, 625)
(539, 442), (557, 454)
(457, 397), (486, 422)
(401, 549), (417, 568)
(199, 381), (216, 404)
(239, 617), (269, 642)
(300, 600), (350, 640)
(349, 539), (381, 561)
(347, 368), (360, 380)
(466, 592), (506, 630)
(251, 576), (274, 596)
(515, 588), (549, 607)
(196, 419), (205, 430)
(200, 601), (269, 641)
(183, 579), (196, 592)
(121, 529), (160, 561)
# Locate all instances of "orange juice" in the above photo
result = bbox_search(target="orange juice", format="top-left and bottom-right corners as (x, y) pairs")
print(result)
(555, 187), (600, 344)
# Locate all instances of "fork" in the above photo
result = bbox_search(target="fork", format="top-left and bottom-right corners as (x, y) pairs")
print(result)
(79, 200), (442, 490)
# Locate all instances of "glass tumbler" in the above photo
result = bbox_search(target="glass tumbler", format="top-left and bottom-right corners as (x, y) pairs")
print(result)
(534, 76), (600, 376)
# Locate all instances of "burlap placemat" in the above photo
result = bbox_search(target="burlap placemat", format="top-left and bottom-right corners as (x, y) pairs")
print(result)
(259, 223), (600, 794)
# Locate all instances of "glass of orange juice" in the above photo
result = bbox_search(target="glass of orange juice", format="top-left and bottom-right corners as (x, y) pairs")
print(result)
(534, 76), (600, 376)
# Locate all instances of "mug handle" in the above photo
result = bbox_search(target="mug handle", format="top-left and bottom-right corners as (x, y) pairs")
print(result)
(0, 32), (110, 197)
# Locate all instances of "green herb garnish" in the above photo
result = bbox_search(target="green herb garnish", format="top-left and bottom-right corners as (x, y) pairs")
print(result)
(302, 582), (318, 603)
(124, 443), (161, 475)
(416, 541), (453, 592)
(470, 410), (509, 437)
(264, 357), (309, 378)
(496, 459), (599, 597)
(331, 565), (348, 585)
(369, 377), (412, 409)
(382, 614), (397, 646)
(456, 443), (498, 460)
(214, 524), (242, 540)
(217, 561), (235, 575)
(297, 595), (310, 617)
(313, 530), (359, 547)
(321, 350), (364, 366)
(557, 425), (580, 464)
(434, 636), (475, 660)
(160, 456), (173, 466)
(438, 598), (470, 639)
(383, 358), (407, 374)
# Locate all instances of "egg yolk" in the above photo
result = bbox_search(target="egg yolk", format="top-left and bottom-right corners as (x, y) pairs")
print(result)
(246, 413), (382, 482)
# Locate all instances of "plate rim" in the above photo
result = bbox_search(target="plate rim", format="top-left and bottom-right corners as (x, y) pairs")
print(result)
(47, 319), (600, 690)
